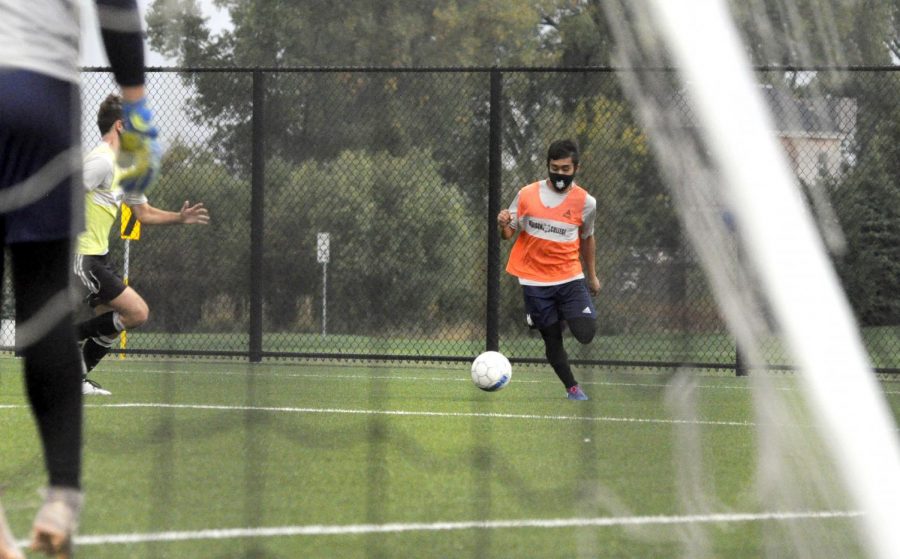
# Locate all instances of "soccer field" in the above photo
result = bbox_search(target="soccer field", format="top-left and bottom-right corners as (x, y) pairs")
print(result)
(2, 357), (897, 558)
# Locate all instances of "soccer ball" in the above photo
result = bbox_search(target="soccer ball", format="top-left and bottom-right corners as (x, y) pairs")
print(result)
(470, 351), (512, 391)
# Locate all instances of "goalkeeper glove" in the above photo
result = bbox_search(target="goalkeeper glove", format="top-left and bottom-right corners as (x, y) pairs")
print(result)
(118, 96), (161, 193)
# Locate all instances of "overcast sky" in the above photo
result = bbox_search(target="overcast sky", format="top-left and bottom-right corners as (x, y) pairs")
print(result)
(79, 0), (232, 67)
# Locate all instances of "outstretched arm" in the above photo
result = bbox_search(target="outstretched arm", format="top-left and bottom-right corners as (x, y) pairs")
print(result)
(129, 201), (210, 226)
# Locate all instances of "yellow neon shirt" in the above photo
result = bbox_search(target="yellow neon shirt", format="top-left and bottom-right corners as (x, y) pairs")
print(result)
(76, 143), (147, 255)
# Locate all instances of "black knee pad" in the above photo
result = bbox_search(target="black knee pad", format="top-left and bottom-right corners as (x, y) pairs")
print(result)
(568, 317), (596, 344)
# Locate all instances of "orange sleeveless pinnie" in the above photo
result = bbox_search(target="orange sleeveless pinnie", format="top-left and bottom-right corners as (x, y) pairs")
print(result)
(506, 181), (587, 283)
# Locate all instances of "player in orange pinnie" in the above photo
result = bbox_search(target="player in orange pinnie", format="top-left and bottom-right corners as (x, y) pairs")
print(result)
(498, 139), (600, 400)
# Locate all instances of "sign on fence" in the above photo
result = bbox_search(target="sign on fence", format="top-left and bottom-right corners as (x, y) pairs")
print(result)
(317, 233), (330, 264)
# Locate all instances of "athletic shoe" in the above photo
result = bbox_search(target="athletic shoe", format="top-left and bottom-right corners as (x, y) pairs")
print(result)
(0, 499), (24, 559)
(567, 385), (589, 400)
(29, 487), (83, 559)
(82, 378), (111, 396)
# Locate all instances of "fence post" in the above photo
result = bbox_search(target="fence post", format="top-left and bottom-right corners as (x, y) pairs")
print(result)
(486, 69), (503, 352)
(734, 231), (748, 376)
(249, 70), (266, 363)
(735, 344), (748, 376)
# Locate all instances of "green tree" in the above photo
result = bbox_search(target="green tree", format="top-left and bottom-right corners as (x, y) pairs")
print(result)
(146, 0), (576, 169)
(835, 165), (900, 326)
(728, 0), (897, 66)
(832, 71), (900, 326)
(130, 141), (249, 333)
(261, 149), (482, 334)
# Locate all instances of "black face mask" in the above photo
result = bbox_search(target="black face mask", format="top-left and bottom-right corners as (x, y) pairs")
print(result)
(548, 171), (575, 191)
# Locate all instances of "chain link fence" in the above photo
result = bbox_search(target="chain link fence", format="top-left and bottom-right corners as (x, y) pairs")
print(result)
(1, 66), (897, 373)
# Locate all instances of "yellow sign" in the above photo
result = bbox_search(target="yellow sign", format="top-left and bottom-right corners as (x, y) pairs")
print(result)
(120, 204), (142, 240)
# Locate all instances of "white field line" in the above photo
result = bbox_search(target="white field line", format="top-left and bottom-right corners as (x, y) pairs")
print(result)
(0, 402), (756, 427)
(89, 366), (900, 394)
(13, 510), (862, 548)
(94, 367), (807, 392)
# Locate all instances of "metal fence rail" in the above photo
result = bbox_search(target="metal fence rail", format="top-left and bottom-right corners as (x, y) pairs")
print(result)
(1, 66), (897, 373)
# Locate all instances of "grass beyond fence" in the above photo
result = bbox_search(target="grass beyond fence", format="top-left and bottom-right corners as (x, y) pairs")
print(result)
(65, 326), (900, 371)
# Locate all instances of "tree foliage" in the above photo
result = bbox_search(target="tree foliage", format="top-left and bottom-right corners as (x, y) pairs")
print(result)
(129, 141), (249, 332)
(138, 0), (900, 337)
(728, 0), (898, 66)
(146, 0), (578, 172)
(832, 72), (900, 325)
(262, 149), (483, 333)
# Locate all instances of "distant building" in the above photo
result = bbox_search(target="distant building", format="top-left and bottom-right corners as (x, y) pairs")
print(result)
(760, 85), (857, 185)
(672, 84), (857, 186)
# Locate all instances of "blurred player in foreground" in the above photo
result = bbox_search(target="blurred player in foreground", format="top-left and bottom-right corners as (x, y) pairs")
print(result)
(498, 139), (600, 401)
(76, 94), (209, 396)
(0, 0), (159, 556)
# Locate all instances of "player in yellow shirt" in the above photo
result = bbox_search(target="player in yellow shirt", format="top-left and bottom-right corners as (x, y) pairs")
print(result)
(74, 94), (209, 396)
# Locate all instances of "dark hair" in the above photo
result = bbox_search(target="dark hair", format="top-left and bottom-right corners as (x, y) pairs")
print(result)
(547, 139), (579, 167)
(96, 94), (123, 135)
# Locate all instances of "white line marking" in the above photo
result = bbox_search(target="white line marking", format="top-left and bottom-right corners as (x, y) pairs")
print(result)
(84, 366), (900, 394)
(13, 510), (862, 548)
(97, 403), (757, 426)
(0, 402), (755, 427)
(88, 367), (777, 390)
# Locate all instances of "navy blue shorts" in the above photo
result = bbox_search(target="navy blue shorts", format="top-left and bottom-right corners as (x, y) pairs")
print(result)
(522, 279), (596, 330)
(0, 70), (81, 244)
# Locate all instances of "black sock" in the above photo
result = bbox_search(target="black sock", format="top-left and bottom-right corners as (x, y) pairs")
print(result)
(77, 311), (121, 341)
(12, 240), (82, 489)
(83, 337), (113, 374)
(540, 322), (578, 389)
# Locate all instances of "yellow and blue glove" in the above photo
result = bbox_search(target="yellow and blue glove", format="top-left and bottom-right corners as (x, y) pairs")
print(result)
(118, 97), (161, 193)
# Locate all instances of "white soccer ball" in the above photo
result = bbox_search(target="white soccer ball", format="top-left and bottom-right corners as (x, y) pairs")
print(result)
(470, 351), (512, 392)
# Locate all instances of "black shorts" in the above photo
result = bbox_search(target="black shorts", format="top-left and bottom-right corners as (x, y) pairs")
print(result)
(0, 70), (81, 244)
(74, 253), (127, 307)
(522, 279), (597, 330)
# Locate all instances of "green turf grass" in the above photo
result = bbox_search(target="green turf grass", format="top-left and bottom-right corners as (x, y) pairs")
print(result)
(2, 357), (897, 558)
